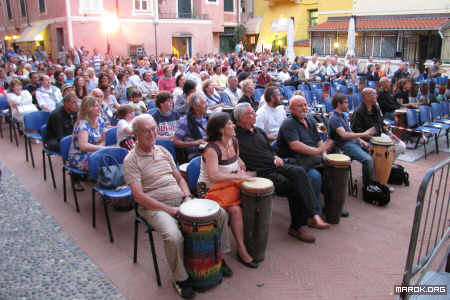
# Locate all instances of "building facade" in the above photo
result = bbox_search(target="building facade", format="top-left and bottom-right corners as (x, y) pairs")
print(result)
(0, 0), (240, 59)
(249, 0), (353, 56)
(309, 0), (450, 63)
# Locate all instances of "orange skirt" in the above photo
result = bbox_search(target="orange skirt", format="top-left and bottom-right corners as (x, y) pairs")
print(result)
(205, 180), (243, 208)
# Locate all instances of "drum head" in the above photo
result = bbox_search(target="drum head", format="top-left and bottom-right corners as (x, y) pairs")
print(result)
(179, 198), (220, 218)
(370, 136), (393, 146)
(395, 109), (407, 114)
(325, 153), (351, 166)
(241, 177), (274, 194)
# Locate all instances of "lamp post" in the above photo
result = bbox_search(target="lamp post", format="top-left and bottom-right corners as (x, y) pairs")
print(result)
(101, 13), (119, 56)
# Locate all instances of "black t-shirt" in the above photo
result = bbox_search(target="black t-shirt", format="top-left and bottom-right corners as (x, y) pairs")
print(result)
(393, 90), (409, 104)
(238, 94), (259, 112)
(235, 126), (276, 172)
(276, 115), (320, 159)
(377, 90), (401, 114)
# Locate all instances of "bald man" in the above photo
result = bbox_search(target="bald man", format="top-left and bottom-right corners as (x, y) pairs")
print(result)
(276, 96), (334, 218)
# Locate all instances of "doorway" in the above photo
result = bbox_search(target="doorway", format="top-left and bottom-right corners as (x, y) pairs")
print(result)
(172, 37), (192, 58)
(56, 27), (64, 51)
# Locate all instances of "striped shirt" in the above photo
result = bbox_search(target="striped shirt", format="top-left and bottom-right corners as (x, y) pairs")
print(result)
(123, 145), (183, 206)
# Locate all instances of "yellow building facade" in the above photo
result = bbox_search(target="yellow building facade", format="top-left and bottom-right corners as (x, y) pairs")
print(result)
(254, 0), (353, 56)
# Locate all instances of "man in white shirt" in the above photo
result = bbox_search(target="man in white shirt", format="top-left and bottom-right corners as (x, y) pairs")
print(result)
(326, 57), (340, 80)
(255, 85), (286, 141)
(186, 62), (202, 92)
(36, 75), (63, 112)
(277, 65), (291, 83)
(306, 54), (320, 80)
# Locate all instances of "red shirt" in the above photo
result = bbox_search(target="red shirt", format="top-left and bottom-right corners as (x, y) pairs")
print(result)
(158, 77), (176, 93)
(257, 73), (272, 86)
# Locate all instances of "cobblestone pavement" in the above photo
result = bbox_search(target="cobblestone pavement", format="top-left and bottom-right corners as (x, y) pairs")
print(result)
(0, 164), (126, 300)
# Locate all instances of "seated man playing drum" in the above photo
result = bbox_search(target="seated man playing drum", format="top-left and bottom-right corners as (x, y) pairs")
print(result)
(235, 103), (329, 244)
(276, 96), (334, 217)
(328, 93), (376, 187)
(351, 88), (406, 160)
(123, 114), (232, 300)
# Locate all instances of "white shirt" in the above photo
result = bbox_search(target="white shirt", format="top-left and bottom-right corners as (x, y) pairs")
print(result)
(36, 86), (62, 111)
(327, 64), (339, 77)
(117, 119), (132, 144)
(7, 90), (37, 121)
(278, 71), (291, 82)
(255, 104), (287, 137)
(307, 60), (319, 76)
(223, 87), (242, 106)
(186, 72), (202, 92)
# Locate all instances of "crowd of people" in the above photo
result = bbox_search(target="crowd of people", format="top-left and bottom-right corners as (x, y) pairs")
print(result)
(1, 44), (449, 299)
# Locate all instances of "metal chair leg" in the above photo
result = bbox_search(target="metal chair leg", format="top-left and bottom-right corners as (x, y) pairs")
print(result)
(63, 167), (67, 202)
(42, 150), (47, 181)
(92, 189), (96, 228)
(29, 138), (35, 168)
(102, 196), (114, 243)
(25, 136), (29, 162)
(47, 154), (56, 189)
(148, 228), (161, 286)
(69, 174), (80, 212)
(133, 218), (139, 263)
(13, 122), (19, 147)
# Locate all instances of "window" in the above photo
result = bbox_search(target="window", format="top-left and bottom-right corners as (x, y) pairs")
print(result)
(38, 0), (46, 13)
(224, 0), (234, 12)
(134, 0), (152, 13)
(207, 0), (218, 4)
(309, 9), (318, 27)
(20, 0), (27, 17)
(79, 0), (103, 13)
(5, 0), (12, 19)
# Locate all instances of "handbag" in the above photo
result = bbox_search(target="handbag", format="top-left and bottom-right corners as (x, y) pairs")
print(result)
(363, 181), (390, 206)
(388, 164), (409, 186)
(97, 154), (125, 189)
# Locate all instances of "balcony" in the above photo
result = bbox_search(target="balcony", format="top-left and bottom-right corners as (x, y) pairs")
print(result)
(158, 12), (209, 20)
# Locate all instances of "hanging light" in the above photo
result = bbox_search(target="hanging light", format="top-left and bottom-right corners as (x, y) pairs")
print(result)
(333, 41), (339, 49)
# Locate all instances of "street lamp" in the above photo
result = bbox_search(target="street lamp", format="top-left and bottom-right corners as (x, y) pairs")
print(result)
(101, 13), (119, 55)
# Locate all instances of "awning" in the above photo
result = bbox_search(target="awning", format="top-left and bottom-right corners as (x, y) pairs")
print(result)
(244, 17), (263, 34)
(16, 23), (47, 42)
(309, 16), (449, 32)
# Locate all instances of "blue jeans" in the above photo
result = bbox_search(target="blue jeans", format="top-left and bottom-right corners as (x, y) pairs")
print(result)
(340, 141), (375, 186)
(307, 168), (323, 216)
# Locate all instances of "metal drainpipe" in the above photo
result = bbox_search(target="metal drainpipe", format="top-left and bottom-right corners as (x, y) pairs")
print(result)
(64, 0), (74, 48)
(154, 0), (159, 57)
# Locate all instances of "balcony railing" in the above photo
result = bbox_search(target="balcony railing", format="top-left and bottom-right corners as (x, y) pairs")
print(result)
(158, 12), (209, 20)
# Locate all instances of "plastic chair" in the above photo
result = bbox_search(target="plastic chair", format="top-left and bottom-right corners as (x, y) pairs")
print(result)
(352, 93), (362, 108)
(0, 96), (10, 139)
(427, 103), (449, 148)
(155, 138), (176, 161)
(310, 82), (321, 90)
(297, 84), (309, 92)
(40, 124), (59, 189)
(87, 147), (130, 243)
(105, 127), (118, 146)
(367, 81), (377, 89)
(60, 135), (89, 212)
(335, 85), (348, 95)
(284, 86), (296, 100)
(148, 107), (158, 115)
(311, 88), (324, 101)
(23, 111), (50, 168)
(186, 156), (201, 195)
(133, 201), (161, 286)
(253, 88), (265, 101)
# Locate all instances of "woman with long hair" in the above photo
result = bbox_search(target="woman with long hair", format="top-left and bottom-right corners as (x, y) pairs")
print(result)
(198, 112), (258, 268)
(68, 96), (106, 170)
(74, 76), (88, 100)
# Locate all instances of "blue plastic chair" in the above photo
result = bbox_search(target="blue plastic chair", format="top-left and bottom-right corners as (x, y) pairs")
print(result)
(311, 88), (323, 102)
(324, 97), (334, 113)
(186, 156), (201, 195)
(253, 88), (265, 101)
(335, 85), (348, 95)
(219, 91), (232, 106)
(88, 147), (130, 243)
(60, 135), (89, 212)
(428, 103), (449, 148)
(310, 82), (321, 90)
(352, 93), (362, 108)
(303, 89), (314, 104)
(40, 124), (60, 189)
(0, 96), (11, 139)
(155, 138), (176, 161)
(23, 111), (50, 168)
(148, 107), (159, 115)
(284, 86), (296, 100)
(105, 127), (118, 146)
(297, 84), (309, 92)
(367, 81), (377, 89)
(418, 106), (441, 155)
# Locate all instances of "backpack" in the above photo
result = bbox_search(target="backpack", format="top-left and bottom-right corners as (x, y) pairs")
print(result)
(388, 164), (410, 186)
(363, 181), (391, 206)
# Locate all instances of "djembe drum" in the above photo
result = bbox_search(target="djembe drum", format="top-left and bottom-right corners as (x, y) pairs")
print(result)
(323, 153), (351, 224)
(178, 199), (223, 291)
(394, 109), (407, 137)
(240, 177), (274, 262)
(370, 136), (394, 185)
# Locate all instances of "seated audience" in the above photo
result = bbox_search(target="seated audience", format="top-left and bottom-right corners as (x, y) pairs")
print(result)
(255, 85), (286, 141)
(238, 79), (259, 112)
(174, 79), (197, 115)
(7, 79), (38, 128)
(377, 77), (401, 120)
(36, 75), (63, 112)
(158, 66), (176, 93)
(116, 104), (135, 150)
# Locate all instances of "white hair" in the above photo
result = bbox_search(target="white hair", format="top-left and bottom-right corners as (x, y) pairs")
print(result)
(131, 114), (155, 134)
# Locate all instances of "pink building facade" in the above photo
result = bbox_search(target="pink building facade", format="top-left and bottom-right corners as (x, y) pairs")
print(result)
(0, 0), (241, 59)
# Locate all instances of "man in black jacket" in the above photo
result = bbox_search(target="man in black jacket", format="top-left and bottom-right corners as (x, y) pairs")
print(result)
(234, 102), (330, 244)
(45, 93), (78, 152)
